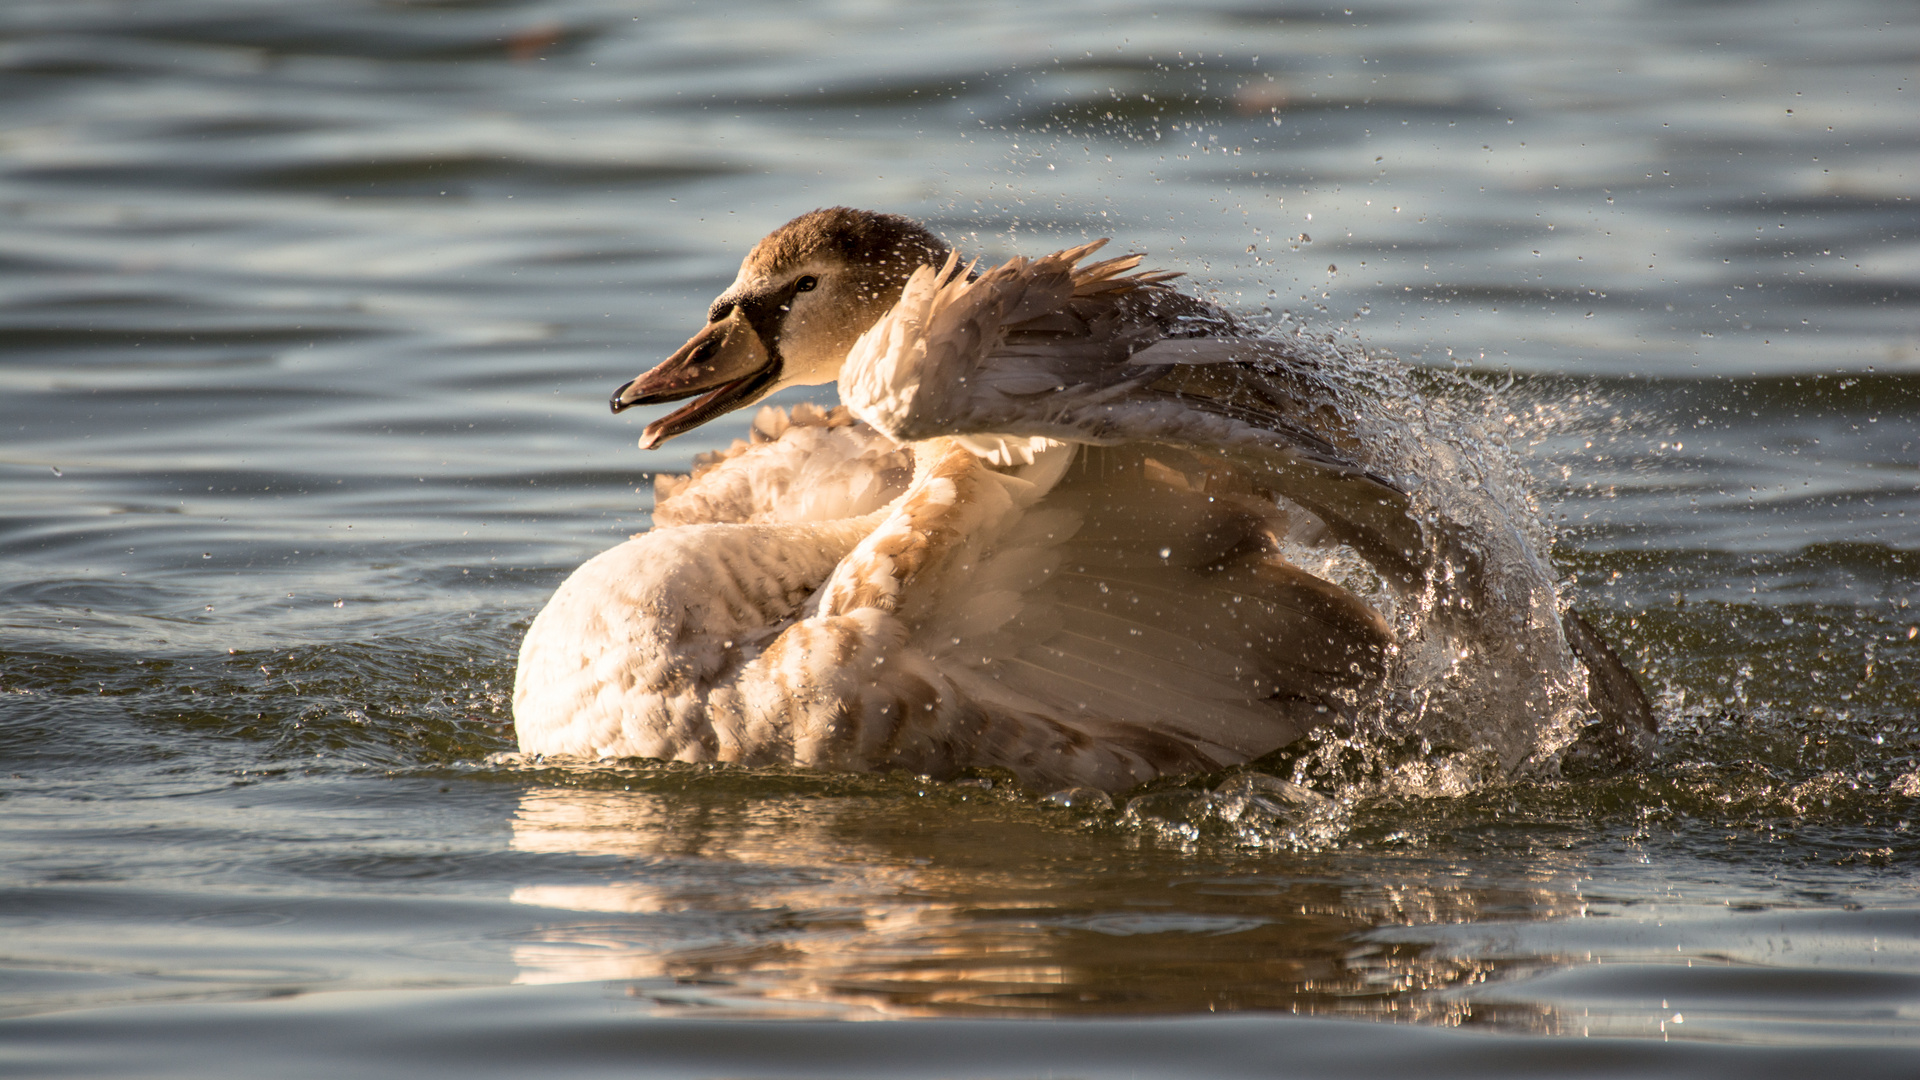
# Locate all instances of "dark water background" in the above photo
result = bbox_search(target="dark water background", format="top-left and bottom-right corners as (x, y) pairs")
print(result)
(3, 1), (1918, 1075)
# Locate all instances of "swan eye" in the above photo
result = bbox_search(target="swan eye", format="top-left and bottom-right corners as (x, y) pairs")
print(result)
(794, 275), (818, 293)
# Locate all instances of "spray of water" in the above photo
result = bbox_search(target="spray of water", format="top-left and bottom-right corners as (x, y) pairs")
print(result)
(1116, 325), (1617, 849)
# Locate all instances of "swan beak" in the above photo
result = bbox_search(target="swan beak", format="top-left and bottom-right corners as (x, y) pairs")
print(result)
(611, 308), (778, 449)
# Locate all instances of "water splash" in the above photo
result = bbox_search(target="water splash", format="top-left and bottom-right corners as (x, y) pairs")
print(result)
(1120, 772), (1352, 850)
(1242, 321), (1604, 798)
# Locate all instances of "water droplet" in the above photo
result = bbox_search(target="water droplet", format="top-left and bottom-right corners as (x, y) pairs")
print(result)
(334, 599), (345, 609)
(1159, 547), (1172, 559)
(202, 552), (212, 559)
(48, 466), (62, 477)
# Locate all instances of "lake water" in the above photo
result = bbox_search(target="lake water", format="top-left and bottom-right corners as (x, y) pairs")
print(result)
(3, 0), (1918, 1075)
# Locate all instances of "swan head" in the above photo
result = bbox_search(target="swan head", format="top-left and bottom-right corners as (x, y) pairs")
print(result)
(612, 207), (950, 448)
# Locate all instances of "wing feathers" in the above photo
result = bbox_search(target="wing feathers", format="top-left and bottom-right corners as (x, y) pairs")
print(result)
(842, 245), (1426, 605)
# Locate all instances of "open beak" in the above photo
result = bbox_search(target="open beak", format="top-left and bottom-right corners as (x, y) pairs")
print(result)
(610, 308), (778, 449)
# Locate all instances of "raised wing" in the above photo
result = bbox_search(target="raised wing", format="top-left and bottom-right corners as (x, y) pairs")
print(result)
(836, 244), (1656, 778)
(840, 246), (1428, 592)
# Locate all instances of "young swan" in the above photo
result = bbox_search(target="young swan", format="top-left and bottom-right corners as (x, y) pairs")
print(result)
(517, 208), (1656, 790)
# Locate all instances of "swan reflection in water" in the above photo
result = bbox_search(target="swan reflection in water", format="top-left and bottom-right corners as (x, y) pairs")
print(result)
(505, 782), (1587, 1024)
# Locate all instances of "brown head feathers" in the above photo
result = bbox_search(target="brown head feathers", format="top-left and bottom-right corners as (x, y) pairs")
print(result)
(740, 207), (951, 297)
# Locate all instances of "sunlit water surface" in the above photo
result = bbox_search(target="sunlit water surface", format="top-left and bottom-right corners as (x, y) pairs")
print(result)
(3, 1), (1918, 1075)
